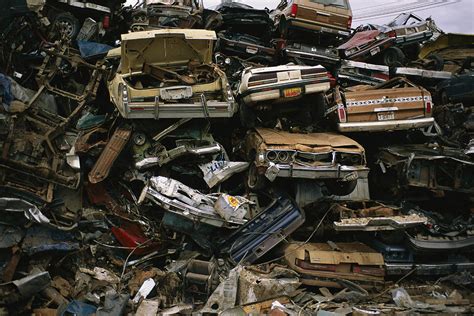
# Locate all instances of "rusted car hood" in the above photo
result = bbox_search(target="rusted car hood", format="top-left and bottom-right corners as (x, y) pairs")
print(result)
(338, 30), (381, 50)
(255, 128), (365, 153)
(120, 29), (216, 73)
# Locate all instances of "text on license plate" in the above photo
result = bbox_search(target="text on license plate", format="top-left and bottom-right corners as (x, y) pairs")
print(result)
(283, 87), (302, 98)
(377, 112), (395, 121)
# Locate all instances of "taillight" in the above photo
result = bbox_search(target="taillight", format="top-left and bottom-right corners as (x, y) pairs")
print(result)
(388, 30), (397, 38)
(347, 16), (352, 30)
(290, 4), (298, 17)
(120, 84), (128, 104)
(103, 15), (110, 29)
(425, 101), (432, 114)
(338, 105), (347, 123)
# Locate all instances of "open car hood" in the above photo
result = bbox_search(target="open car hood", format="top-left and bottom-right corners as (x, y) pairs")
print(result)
(255, 128), (364, 154)
(120, 29), (216, 73)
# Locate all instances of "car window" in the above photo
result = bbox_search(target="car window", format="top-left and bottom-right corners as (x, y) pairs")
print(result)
(308, 0), (349, 9)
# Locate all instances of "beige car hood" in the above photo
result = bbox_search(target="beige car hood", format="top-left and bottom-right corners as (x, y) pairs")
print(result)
(256, 128), (364, 153)
(120, 29), (216, 73)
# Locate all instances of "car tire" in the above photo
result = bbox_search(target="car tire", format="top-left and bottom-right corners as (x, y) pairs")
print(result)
(53, 12), (80, 39)
(247, 163), (266, 191)
(239, 102), (257, 129)
(427, 54), (444, 71)
(325, 179), (358, 196)
(383, 47), (406, 67)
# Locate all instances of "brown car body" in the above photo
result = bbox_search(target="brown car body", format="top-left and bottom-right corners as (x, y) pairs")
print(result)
(272, 0), (352, 38)
(285, 242), (385, 288)
(328, 77), (435, 132)
(245, 128), (369, 195)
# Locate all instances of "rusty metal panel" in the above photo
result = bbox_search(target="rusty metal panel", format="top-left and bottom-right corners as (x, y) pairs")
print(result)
(88, 127), (132, 184)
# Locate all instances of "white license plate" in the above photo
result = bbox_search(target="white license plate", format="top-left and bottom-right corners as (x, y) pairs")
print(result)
(246, 47), (258, 54)
(370, 47), (381, 56)
(160, 86), (193, 100)
(377, 112), (395, 121)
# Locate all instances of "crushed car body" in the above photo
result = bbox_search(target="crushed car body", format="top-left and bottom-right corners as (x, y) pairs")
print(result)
(245, 128), (369, 196)
(327, 77), (435, 132)
(108, 29), (237, 119)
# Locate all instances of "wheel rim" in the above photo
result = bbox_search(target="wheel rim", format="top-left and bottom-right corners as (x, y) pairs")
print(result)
(57, 20), (74, 37)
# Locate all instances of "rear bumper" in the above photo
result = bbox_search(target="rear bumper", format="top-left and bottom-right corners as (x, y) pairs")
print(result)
(288, 18), (350, 37)
(337, 117), (434, 132)
(121, 101), (237, 119)
(241, 81), (330, 104)
(395, 31), (433, 45)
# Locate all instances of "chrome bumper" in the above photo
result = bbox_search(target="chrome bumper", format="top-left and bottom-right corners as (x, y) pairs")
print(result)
(338, 118), (435, 132)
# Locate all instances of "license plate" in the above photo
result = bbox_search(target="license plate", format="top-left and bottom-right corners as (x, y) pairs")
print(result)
(246, 47), (258, 54)
(283, 87), (302, 98)
(370, 47), (381, 56)
(377, 112), (395, 121)
(160, 86), (193, 100)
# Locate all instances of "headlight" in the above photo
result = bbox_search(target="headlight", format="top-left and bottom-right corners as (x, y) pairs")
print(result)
(277, 151), (291, 163)
(266, 151), (278, 162)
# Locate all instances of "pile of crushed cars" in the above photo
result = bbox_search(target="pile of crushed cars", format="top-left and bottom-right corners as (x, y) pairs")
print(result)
(1, 0), (474, 314)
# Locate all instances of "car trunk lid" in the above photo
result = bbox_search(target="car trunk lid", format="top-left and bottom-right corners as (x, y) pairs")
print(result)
(343, 81), (431, 123)
(296, 0), (352, 31)
(120, 29), (216, 73)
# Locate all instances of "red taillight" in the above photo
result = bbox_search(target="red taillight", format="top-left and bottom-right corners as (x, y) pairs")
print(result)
(103, 15), (110, 29)
(347, 16), (352, 30)
(388, 30), (397, 38)
(338, 105), (347, 123)
(290, 4), (298, 17)
(425, 101), (432, 114)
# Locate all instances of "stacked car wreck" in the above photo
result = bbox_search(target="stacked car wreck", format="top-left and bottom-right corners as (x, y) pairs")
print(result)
(0, 0), (473, 314)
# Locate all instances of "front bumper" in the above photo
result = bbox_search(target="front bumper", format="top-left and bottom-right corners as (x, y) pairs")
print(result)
(285, 48), (340, 65)
(263, 164), (369, 180)
(337, 117), (434, 132)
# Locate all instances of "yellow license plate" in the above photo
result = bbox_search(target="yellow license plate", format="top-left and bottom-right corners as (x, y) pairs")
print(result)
(283, 87), (302, 98)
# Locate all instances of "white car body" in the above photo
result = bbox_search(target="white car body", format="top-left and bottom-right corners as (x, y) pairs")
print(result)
(238, 64), (331, 105)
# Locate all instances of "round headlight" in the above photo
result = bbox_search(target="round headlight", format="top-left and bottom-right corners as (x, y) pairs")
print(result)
(266, 151), (278, 162)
